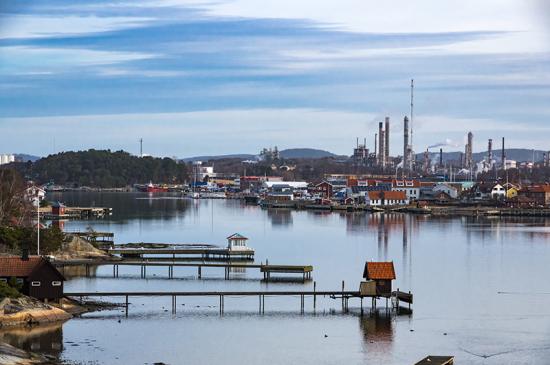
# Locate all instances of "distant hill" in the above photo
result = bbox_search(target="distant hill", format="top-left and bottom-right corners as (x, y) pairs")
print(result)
(418, 149), (547, 163)
(181, 154), (256, 162)
(11, 149), (188, 187)
(279, 148), (337, 159)
(14, 153), (41, 163)
(181, 148), (338, 162)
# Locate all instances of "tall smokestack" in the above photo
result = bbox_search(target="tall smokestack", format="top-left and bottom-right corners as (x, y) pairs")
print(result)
(384, 116), (390, 166)
(374, 133), (377, 161)
(356, 137), (359, 148)
(466, 131), (473, 169)
(378, 122), (385, 167)
(403, 116), (409, 173)
(501, 137), (505, 169)
(439, 148), (443, 168)
(488, 139), (493, 167)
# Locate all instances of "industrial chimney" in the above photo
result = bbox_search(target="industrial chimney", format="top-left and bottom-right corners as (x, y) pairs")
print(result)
(384, 117), (390, 166)
(378, 122), (385, 168)
(501, 137), (506, 169)
(439, 148), (443, 168)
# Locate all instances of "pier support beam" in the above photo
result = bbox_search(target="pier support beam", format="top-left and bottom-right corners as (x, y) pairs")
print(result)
(313, 281), (317, 312)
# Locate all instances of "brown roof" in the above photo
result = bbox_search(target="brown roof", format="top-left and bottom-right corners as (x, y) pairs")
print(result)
(0, 256), (64, 280)
(368, 191), (407, 201)
(524, 185), (550, 193)
(363, 262), (396, 280)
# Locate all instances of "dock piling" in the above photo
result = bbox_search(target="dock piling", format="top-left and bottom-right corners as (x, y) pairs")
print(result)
(313, 281), (317, 311)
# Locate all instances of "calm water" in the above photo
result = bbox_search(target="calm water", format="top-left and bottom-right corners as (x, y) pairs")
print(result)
(5, 192), (550, 364)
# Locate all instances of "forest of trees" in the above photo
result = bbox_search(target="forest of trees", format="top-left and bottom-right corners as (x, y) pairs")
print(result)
(8, 149), (189, 188)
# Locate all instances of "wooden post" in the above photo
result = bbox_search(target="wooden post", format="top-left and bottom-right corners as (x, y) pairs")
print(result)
(125, 295), (129, 317)
(360, 297), (363, 316)
(198, 266), (202, 279)
(313, 281), (317, 311)
(341, 280), (345, 308)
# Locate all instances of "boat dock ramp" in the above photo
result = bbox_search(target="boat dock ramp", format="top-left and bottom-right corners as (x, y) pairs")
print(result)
(55, 260), (313, 281)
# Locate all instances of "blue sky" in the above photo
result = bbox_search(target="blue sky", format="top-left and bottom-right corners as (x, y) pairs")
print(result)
(1, 0), (550, 158)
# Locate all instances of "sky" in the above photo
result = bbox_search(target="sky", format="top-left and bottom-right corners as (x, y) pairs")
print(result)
(1, 0), (550, 158)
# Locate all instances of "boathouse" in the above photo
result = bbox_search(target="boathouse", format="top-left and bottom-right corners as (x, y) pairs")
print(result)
(0, 256), (65, 302)
(361, 261), (396, 297)
(51, 201), (66, 216)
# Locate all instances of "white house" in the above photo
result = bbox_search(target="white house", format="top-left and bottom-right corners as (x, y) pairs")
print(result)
(367, 191), (409, 207)
(433, 183), (458, 199)
(491, 184), (506, 198)
(263, 181), (308, 190)
(392, 180), (420, 201)
(25, 186), (46, 206)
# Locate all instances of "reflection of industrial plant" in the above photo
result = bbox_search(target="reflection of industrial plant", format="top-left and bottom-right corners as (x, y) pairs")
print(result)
(358, 313), (394, 352)
(0, 323), (64, 358)
(346, 212), (420, 287)
(266, 208), (293, 227)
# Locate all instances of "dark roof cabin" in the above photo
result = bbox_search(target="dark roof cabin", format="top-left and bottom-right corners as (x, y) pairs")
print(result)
(362, 261), (396, 297)
(0, 256), (65, 302)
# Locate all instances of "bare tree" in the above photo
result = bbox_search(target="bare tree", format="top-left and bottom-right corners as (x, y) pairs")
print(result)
(0, 169), (32, 226)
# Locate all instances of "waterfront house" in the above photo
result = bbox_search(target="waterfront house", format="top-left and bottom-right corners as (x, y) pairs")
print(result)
(366, 191), (408, 207)
(25, 186), (46, 206)
(491, 184), (506, 199)
(432, 183), (458, 199)
(0, 256), (65, 302)
(312, 181), (333, 199)
(361, 261), (396, 296)
(519, 185), (550, 206)
(391, 179), (420, 201)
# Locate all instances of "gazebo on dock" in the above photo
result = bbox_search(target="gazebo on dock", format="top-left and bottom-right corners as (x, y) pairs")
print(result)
(360, 261), (396, 297)
(226, 233), (252, 252)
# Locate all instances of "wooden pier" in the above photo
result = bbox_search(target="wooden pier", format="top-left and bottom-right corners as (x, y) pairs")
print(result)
(107, 247), (255, 260)
(64, 287), (411, 316)
(68, 231), (115, 245)
(43, 207), (112, 220)
(55, 261), (313, 281)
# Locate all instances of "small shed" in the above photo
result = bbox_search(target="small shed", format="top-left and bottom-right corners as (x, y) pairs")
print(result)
(361, 261), (396, 296)
(0, 256), (65, 302)
(226, 233), (250, 251)
(51, 201), (66, 216)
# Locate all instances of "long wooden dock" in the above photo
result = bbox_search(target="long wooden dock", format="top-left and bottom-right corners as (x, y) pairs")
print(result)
(64, 288), (412, 316)
(55, 261), (313, 281)
(107, 247), (255, 260)
(43, 207), (112, 220)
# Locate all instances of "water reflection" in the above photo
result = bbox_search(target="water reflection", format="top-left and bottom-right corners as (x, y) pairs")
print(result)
(359, 313), (394, 352)
(266, 208), (293, 227)
(0, 323), (64, 358)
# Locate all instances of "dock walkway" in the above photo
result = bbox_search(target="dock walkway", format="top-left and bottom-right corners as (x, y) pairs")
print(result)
(64, 288), (412, 316)
(107, 247), (254, 260)
(55, 261), (313, 281)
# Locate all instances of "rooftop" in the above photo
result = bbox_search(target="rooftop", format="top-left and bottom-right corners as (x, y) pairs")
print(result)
(0, 256), (63, 279)
(363, 261), (396, 280)
(227, 233), (248, 240)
